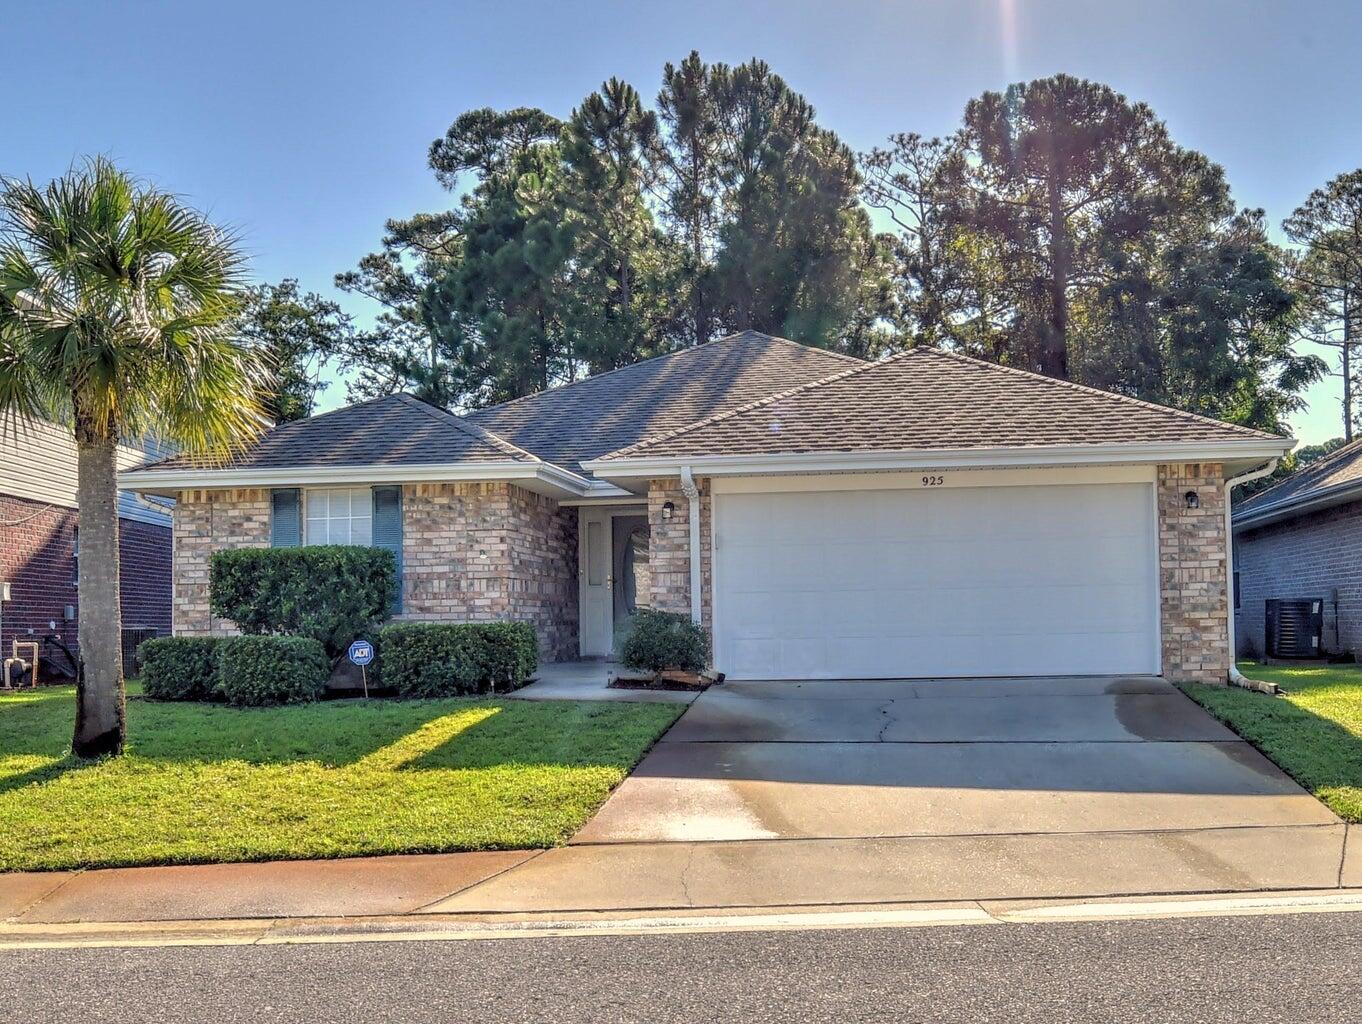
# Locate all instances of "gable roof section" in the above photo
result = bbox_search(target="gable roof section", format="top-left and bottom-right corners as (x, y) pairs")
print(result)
(466, 331), (862, 474)
(592, 347), (1281, 465)
(146, 393), (539, 471)
(1234, 438), (1362, 530)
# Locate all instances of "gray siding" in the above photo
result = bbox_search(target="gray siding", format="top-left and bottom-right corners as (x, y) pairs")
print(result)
(0, 414), (172, 527)
(1234, 499), (1362, 658)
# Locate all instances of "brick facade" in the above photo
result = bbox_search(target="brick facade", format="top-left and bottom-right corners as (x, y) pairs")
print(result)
(1157, 463), (1231, 684)
(1233, 500), (1362, 660)
(401, 482), (577, 661)
(0, 492), (171, 666)
(646, 477), (712, 632)
(171, 482), (579, 662)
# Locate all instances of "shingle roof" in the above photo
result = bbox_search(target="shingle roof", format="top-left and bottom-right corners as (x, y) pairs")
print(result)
(596, 347), (1280, 461)
(1236, 438), (1362, 520)
(147, 393), (539, 471)
(466, 331), (862, 475)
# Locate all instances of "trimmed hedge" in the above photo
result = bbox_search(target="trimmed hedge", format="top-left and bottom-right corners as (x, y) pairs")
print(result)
(209, 546), (397, 658)
(139, 637), (223, 701)
(377, 622), (538, 698)
(216, 635), (330, 707)
(617, 609), (709, 673)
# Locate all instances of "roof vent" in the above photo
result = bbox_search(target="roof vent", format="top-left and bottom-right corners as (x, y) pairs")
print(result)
(1265, 599), (1323, 659)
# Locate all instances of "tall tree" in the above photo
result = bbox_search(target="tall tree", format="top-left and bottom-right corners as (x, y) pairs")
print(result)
(0, 159), (269, 756)
(1283, 169), (1362, 439)
(236, 279), (356, 422)
(708, 59), (890, 349)
(951, 74), (1231, 379)
(656, 51), (721, 346)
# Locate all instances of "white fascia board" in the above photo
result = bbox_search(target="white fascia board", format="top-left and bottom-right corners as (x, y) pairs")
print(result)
(1233, 479), (1362, 532)
(117, 460), (592, 499)
(583, 439), (1294, 480)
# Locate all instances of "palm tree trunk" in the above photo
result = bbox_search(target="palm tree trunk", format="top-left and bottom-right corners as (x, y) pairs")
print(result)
(73, 434), (125, 758)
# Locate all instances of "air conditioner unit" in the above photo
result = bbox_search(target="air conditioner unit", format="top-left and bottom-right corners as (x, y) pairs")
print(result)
(1265, 599), (1323, 659)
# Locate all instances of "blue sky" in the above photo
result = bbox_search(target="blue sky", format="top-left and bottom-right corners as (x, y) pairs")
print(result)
(7, 0), (1361, 443)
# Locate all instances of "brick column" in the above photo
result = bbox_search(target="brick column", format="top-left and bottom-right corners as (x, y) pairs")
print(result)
(1158, 463), (1230, 684)
(646, 477), (712, 631)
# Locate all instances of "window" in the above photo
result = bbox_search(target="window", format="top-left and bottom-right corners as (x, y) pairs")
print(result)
(305, 488), (373, 546)
(71, 526), (79, 586)
(1233, 570), (1241, 611)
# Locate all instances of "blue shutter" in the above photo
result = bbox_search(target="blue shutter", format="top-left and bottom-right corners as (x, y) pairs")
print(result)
(372, 486), (403, 613)
(270, 489), (301, 547)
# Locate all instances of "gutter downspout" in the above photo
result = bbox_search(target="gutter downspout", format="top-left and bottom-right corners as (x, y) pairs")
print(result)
(680, 466), (702, 625)
(1225, 459), (1279, 692)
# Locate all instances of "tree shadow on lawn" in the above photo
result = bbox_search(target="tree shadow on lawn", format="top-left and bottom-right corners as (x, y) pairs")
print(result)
(0, 691), (680, 797)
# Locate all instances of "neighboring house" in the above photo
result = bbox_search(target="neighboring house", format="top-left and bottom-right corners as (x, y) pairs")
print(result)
(120, 331), (1290, 683)
(1232, 438), (1362, 659)
(1, 415), (173, 674)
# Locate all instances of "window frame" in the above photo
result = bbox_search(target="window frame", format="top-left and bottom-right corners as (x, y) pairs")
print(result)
(303, 486), (374, 547)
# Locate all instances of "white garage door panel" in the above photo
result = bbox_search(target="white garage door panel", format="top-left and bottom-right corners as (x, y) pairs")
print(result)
(714, 483), (1157, 680)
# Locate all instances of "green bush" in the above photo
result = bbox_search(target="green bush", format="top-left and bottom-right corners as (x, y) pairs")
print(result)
(377, 622), (539, 698)
(215, 635), (329, 707)
(209, 546), (396, 657)
(139, 637), (223, 701)
(617, 609), (710, 673)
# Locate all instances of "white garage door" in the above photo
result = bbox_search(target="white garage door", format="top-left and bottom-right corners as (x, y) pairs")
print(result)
(713, 482), (1158, 680)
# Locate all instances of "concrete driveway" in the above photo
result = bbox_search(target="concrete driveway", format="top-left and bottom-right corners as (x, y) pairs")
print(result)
(435, 675), (1350, 914)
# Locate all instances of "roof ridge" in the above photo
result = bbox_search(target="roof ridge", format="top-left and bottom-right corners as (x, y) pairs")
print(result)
(597, 347), (899, 460)
(466, 332), (863, 421)
(393, 393), (541, 463)
(924, 349), (1284, 442)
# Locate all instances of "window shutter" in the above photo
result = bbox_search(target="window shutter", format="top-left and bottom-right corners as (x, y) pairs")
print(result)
(372, 486), (403, 613)
(270, 489), (301, 547)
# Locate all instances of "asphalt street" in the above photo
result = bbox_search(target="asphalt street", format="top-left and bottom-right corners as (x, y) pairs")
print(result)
(4, 910), (1361, 1023)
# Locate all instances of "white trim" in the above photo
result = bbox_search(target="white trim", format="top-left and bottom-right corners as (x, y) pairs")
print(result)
(710, 465), (1156, 495)
(119, 460), (592, 499)
(1232, 478), (1362, 532)
(584, 439), (1293, 479)
(680, 466), (702, 625)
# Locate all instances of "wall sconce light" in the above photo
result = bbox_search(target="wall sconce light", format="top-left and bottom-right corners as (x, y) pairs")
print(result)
(1184, 490), (1200, 510)
(661, 501), (676, 521)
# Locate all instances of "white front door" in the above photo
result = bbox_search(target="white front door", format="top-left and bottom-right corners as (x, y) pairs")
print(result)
(712, 481), (1159, 680)
(578, 507), (613, 657)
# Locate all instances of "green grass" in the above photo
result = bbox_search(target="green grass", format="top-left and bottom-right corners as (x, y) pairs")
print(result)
(1181, 661), (1362, 821)
(0, 685), (684, 872)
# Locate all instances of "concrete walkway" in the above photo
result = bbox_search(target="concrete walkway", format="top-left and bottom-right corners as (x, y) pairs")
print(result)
(2, 674), (1355, 926)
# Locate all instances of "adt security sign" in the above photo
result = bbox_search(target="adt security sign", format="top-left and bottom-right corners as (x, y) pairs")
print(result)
(348, 640), (375, 697)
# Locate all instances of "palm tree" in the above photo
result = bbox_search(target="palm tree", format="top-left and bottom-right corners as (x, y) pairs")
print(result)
(0, 159), (269, 757)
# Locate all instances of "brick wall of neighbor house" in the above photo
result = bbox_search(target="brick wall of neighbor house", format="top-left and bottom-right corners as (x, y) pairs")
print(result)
(0, 493), (171, 664)
(400, 482), (578, 661)
(646, 477), (713, 633)
(171, 488), (270, 635)
(1234, 500), (1362, 660)
(1157, 463), (1231, 684)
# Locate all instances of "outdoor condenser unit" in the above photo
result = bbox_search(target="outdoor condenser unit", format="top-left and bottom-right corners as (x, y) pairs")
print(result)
(1265, 598), (1323, 659)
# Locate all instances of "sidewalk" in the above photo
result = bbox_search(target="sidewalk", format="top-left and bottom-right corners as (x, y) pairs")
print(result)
(4, 822), (1359, 929)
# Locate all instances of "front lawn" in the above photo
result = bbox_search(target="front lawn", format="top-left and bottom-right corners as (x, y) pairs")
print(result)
(1181, 661), (1362, 822)
(0, 685), (683, 872)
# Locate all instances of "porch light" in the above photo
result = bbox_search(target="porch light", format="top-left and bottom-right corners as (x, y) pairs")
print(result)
(661, 501), (676, 521)
(1184, 490), (1200, 510)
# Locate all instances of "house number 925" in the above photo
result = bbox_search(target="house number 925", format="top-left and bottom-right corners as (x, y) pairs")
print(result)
(921, 474), (945, 487)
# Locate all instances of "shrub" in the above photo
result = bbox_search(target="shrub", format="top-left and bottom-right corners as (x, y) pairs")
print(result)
(215, 635), (329, 707)
(617, 609), (710, 673)
(209, 546), (397, 657)
(378, 622), (539, 698)
(139, 637), (223, 701)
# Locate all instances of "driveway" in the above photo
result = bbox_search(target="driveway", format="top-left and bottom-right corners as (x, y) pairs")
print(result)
(434, 676), (1350, 914)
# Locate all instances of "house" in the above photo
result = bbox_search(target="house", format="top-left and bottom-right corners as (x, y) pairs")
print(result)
(119, 331), (1291, 683)
(1232, 438), (1362, 659)
(1, 415), (173, 677)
